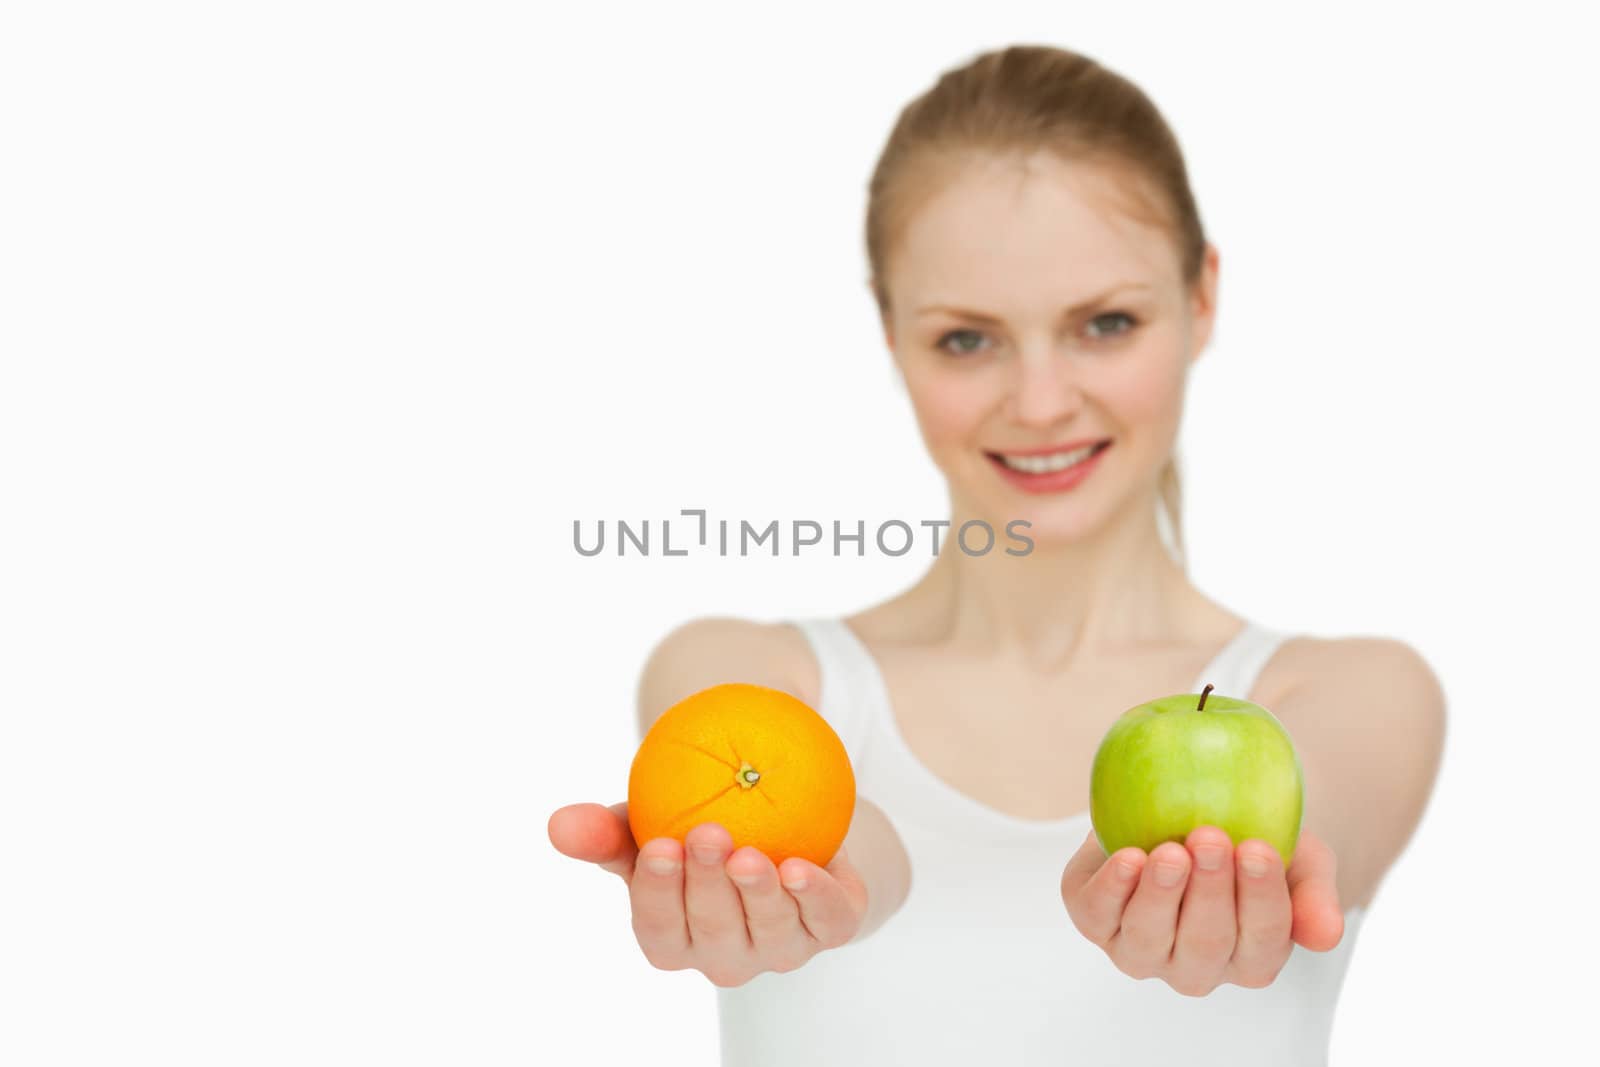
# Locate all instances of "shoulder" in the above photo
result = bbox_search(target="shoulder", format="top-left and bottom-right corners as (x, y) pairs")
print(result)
(1276, 635), (1447, 733)
(635, 616), (820, 739)
(1272, 635), (1448, 908)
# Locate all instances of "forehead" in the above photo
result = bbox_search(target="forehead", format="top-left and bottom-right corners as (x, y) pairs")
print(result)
(890, 151), (1178, 308)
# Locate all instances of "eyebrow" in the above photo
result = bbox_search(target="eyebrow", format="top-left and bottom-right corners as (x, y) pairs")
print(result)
(914, 282), (1154, 322)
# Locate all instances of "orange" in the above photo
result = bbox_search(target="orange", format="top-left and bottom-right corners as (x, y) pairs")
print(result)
(628, 682), (856, 869)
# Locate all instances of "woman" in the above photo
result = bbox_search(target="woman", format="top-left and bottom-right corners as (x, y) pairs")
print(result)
(549, 44), (1445, 1064)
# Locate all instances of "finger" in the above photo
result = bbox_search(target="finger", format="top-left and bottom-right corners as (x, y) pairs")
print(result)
(1111, 840), (1190, 977)
(682, 822), (752, 956)
(1169, 826), (1237, 993)
(726, 846), (808, 969)
(1285, 828), (1345, 951)
(784, 847), (867, 950)
(628, 836), (690, 969)
(1060, 830), (1144, 947)
(548, 801), (638, 882)
(1227, 838), (1293, 988)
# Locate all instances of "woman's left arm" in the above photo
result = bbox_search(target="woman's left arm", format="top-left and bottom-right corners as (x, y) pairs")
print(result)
(1060, 638), (1447, 996)
(1278, 637), (1448, 913)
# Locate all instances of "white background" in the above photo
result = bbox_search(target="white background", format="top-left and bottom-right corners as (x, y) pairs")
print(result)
(3, 2), (1596, 1063)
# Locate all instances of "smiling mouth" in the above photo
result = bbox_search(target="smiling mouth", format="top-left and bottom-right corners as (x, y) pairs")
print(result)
(985, 440), (1111, 474)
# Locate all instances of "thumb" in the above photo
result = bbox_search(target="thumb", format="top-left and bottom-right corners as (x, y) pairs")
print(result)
(1059, 828), (1111, 902)
(1286, 828), (1345, 952)
(548, 801), (638, 882)
(820, 844), (869, 919)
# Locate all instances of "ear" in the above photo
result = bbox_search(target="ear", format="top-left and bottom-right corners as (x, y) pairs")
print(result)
(884, 323), (906, 392)
(877, 308), (907, 392)
(869, 280), (896, 354)
(1187, 243), (1220, 364)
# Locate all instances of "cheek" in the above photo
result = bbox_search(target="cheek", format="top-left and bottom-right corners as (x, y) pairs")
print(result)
(903, 371), (993, 450)
(1101, 345), (1187, 431)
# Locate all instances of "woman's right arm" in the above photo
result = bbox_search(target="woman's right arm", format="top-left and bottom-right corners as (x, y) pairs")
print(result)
(546, 616), (911, 988)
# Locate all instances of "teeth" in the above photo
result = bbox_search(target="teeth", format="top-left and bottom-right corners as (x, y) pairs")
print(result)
(998, 443), (1102, 473)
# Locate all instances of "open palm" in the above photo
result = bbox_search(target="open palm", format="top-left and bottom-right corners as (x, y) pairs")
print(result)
(1060, 825), (1344, 996)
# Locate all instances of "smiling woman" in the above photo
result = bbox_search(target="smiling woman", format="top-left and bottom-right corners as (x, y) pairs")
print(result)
(876, 143), (1207, 555)
(548, 40), (1446, 1067)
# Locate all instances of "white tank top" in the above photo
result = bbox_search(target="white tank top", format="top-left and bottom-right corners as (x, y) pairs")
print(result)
(716, 617), (1367, 1066)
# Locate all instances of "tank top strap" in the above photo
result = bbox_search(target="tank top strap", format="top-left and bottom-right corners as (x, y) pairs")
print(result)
(789, 615), (1294, 763)
(1192, 621), (1295, 703)
(784, 617), (878, 769)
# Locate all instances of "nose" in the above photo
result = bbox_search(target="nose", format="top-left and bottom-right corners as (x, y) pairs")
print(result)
(1009, 346), (1083, 428)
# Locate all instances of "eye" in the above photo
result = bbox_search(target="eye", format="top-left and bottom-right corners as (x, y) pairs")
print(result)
(935, 328), (991, 356)
(1086, 311), (1138, 340)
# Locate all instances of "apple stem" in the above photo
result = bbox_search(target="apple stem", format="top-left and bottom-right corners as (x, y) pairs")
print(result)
(1198, 683), (1214, 711)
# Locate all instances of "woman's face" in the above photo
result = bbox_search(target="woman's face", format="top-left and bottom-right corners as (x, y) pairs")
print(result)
(880, 151), (1218, 547)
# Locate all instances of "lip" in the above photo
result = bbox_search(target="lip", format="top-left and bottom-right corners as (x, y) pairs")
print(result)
(986, 440), (1111, 494)
(988, 437), (1110, 457)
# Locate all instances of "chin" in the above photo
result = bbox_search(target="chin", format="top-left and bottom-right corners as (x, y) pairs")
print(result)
(958, 471), (1129, 552)
(1008, 511), (1101, 550)
(953, 492), (1091, 550)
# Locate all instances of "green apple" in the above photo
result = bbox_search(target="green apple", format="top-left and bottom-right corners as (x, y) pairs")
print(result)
(1089, 684), (1304, 868)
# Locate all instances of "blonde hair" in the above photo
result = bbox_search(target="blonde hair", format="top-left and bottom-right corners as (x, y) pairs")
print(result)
(864, 44), (1207, 569)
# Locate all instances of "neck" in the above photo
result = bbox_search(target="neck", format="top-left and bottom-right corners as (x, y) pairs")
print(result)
(909, 490), (1198, 670)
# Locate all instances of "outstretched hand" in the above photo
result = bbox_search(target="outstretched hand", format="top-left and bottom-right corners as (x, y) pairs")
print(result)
(1060, 825), (1344, 997)
(548, 801), (868, 988)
